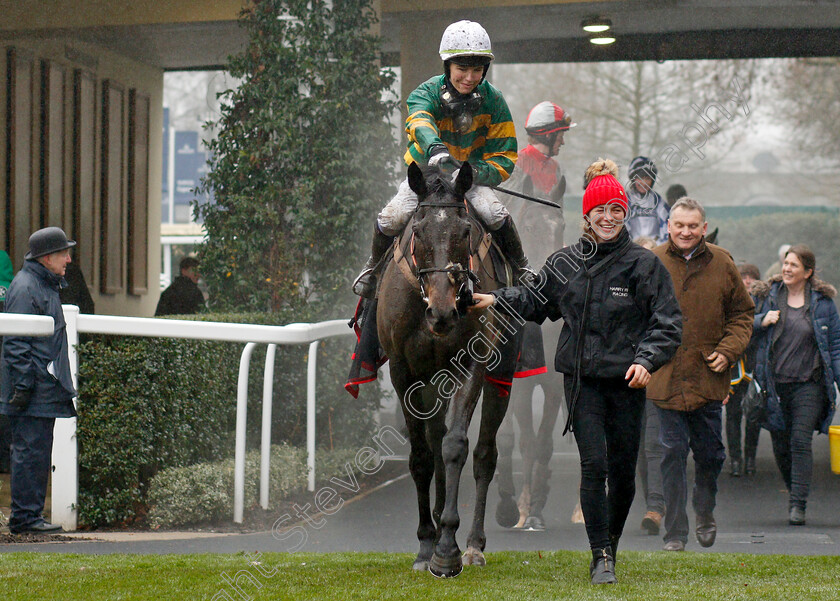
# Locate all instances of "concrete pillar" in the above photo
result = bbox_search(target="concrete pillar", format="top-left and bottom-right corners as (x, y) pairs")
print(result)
(399, 16), (448, 127)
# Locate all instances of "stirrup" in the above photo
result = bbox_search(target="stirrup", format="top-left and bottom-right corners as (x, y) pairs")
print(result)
(352, 267), (377, 299)
(514, 264), (538, 286)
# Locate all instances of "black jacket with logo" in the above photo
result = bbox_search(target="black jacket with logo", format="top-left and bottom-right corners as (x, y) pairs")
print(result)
(492, 227), (682, 379)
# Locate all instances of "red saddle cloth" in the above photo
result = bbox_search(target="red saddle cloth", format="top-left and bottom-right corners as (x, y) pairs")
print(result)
(344, 297), (529, 399)
(344, 297), (387, 399)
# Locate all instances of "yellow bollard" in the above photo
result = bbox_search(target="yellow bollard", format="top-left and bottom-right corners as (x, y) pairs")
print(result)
(830, 425), (840, 475)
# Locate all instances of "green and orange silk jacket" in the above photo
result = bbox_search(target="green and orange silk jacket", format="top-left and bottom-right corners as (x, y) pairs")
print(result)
(403, 75), (518, 187)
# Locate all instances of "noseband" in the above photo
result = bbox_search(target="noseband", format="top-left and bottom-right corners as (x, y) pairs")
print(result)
(412, 200), (480, 313)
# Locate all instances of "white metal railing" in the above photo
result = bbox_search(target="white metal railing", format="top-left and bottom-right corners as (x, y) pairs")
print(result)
(0, 313), (55, 336)
(5, 307), (354, 530)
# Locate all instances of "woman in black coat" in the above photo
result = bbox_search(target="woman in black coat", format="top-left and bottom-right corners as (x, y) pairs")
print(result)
(472, 159), (682, 585)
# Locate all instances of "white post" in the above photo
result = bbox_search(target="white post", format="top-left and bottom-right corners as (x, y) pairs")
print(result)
(233, 342), (257, 524)
(52, 305), (79, 530)
(259, 344), (276, 509)
(307, 340), (319, 492)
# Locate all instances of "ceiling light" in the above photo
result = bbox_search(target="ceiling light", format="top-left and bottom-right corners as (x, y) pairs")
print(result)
(589, 33), (616, 45)
(581, 17), (611, 33)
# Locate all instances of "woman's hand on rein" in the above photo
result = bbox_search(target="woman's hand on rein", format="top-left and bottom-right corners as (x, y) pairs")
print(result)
(469, 293), (495, 310)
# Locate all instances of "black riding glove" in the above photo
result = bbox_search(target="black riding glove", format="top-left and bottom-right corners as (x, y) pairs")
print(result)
(9, 388), (32, 410)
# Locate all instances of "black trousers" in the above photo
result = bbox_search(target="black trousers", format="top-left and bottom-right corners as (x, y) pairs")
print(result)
(0, 414), (11, 472)
(658, 402), (725, 543)
(7, 416), (56, 531)
(770, 381), (825, 510)
(566, 375), (645, 551)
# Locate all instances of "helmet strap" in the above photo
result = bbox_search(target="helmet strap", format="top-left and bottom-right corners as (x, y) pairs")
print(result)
(546, 132), (560, 156)
(530, 132), (559, 157)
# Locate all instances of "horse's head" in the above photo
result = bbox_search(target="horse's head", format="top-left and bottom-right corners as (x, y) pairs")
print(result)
(408, 161), (476, 337)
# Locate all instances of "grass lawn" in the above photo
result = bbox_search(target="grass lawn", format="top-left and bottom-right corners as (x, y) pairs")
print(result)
(1, 550), (838, 600)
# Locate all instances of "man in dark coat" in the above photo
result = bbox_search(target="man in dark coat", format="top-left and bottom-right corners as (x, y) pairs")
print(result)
(648, 198), (754, 552)
(155, 256), (205, 316)
(1, 227), (78, 534)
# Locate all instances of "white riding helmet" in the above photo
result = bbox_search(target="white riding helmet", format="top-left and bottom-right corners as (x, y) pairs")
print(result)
(439, 20), (495, 63)
(525, 101), (576, 136)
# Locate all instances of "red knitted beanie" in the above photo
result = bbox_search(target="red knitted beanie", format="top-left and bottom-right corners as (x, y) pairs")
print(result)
(582, 159), (628, 216)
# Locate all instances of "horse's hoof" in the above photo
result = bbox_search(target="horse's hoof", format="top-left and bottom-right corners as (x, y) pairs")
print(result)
(429, 553), (463, 578)
(523, 515), (546, 531)
(462, 546), (486, 567)
(495, 496), (519, 528)
(412, 559), (430, 572)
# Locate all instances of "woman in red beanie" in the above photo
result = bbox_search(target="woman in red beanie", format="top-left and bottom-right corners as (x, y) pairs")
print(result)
(472, 159), (682, 584)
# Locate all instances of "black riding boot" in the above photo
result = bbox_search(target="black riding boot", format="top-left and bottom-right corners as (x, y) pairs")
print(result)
(492, 216), (536, 285)
(352, 224), (395, 298)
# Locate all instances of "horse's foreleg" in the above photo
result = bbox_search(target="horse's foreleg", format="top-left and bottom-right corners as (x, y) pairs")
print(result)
(427, 416), (446, 540)
(464, 384), (510, 566)
(429, 374), (483, 578)
(393, 368), (437, 572)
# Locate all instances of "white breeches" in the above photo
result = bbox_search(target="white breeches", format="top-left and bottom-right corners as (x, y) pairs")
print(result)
(377, 178), (509, 237)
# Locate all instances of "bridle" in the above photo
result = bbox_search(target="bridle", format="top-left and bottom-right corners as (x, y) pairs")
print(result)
(411, 199), (480, 313)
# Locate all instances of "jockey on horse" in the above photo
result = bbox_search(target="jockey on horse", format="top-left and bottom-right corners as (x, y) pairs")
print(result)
(353, 20), (536, 299)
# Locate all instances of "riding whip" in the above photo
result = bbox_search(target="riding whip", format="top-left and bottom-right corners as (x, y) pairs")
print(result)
(490, 185), (562, 210)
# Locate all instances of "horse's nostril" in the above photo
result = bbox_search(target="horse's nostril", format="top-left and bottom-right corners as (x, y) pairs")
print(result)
(425, 306), (435, 322)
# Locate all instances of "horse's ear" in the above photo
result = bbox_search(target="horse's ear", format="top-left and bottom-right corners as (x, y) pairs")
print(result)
(407, 162), (427, 196)
(454, 162), (473, 197)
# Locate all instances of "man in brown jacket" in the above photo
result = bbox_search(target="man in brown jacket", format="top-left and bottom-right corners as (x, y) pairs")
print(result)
(648, 197), (754, 552)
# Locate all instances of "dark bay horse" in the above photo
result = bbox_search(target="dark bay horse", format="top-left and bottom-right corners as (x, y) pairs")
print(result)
(377, 162), (517, 577)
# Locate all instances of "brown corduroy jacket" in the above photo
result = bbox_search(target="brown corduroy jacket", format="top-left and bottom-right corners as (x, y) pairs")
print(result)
(647, 238), (755, 411)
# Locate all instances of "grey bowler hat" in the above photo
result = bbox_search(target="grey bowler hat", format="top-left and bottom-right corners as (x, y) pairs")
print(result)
(25, 227), (77, 260)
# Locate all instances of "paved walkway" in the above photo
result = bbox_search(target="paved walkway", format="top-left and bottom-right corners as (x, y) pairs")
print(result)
(2, 421), (838, 556)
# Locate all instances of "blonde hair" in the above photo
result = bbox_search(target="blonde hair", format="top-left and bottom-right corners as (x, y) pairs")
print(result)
(634, 236), (656, 250)
(583, 158), (619, 189)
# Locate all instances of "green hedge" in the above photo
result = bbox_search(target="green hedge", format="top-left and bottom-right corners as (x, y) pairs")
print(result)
(146, 445), (359, 529)
(75, 310), (380, 528)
